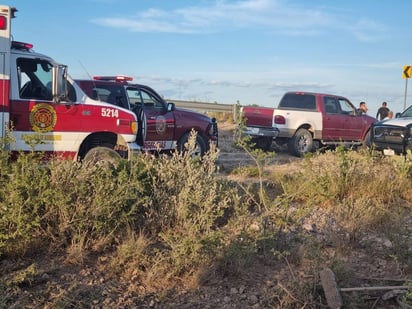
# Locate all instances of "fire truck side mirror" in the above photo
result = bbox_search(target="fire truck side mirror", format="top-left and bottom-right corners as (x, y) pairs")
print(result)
(52, 64), (68, 103)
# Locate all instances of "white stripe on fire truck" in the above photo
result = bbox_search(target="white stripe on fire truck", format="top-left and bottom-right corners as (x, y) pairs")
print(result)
(10, 131), (136, 152)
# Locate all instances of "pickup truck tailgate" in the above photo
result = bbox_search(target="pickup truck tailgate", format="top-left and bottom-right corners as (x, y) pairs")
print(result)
(241, 106), (274, 127)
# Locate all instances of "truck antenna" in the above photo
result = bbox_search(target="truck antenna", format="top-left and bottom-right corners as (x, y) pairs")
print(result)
(78, 60), (93, 80)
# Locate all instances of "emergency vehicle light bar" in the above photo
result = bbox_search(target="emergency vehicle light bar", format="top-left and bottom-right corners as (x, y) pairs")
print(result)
(93, 75), (133, 82)
(11, 41), (33, 50)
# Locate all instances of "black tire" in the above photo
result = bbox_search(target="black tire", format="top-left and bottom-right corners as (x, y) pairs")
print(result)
(83, 146), (121, 167)
(251, 136), (272, 151)
(178, 132), (208, 158)
(288, 128), (313, 157)
(362, 130), (371, 148)
(357, 130), (373, 152)
(133, 106), (147, 146)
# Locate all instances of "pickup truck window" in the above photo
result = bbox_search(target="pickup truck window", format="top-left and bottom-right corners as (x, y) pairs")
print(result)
(279, 93), (316, 110)
(127, 87), (164, 110)
(324, 97), (338, 114)
(92, 84), (129, 109)
(126, 87), (141, 106)
(338, 98), (356, 115)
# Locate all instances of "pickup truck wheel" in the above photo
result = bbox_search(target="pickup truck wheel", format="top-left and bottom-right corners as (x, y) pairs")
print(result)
(178, 132), (208, 158)
(288, 128), (313, 157)
(361, 131), (372, 149)
(251, 136), (272, 151)
(83, 146), (121, 167)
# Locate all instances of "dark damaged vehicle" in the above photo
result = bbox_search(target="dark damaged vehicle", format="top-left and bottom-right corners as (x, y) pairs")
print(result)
(371, 105), (412, 155)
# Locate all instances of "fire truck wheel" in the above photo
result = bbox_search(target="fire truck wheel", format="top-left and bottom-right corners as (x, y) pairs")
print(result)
(83, 146), (121, 167)
(178, 132), (208, 158)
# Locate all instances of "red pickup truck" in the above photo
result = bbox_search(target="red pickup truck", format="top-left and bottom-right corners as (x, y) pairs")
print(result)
(242, 91), (377, 156)
(76, 76), (218, 156)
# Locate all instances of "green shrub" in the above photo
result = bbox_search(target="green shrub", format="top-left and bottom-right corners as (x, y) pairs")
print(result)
(132, 132), (239, 278)
(0, 151), (151, 257)
(0, 152), (52, 255)
(43, 158), (149, 252)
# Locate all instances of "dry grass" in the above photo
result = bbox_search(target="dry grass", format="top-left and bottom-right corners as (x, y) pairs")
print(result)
(1, 122), (412, 308)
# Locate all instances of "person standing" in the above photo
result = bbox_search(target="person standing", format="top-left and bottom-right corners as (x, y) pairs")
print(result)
(382, 110), (393, 121)
(357, 101), (368, 114)
(376, 101), (389, 120)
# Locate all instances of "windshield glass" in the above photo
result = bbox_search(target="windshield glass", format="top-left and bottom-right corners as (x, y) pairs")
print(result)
(401, 106), (412, 117)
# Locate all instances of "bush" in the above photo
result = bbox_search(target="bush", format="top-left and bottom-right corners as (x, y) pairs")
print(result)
(3, 130), (412, 307)
(0, 133), (240, 282)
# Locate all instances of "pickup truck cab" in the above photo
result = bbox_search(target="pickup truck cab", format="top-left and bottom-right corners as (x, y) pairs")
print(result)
(76, 76), (218, 156)
(371, 105), (412, 155)
(242, 91), (377, 157)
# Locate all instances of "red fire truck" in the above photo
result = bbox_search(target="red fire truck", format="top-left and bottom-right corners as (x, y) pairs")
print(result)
(0, 5), (140, 161)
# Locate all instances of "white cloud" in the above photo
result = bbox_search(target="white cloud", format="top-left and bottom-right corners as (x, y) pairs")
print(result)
(362, 62), (400, 69)
(349, 18), (387, 42)
(91, 0), (379, 40)
(137, 74), (332, 93)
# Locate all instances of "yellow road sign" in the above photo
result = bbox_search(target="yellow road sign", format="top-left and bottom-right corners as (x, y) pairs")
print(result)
(403, 65), (412, 79)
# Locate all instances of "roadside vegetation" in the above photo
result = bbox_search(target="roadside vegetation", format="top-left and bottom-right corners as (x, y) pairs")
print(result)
(1, 127), (412, 308)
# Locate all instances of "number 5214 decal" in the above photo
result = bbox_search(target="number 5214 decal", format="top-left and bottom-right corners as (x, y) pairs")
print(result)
(101, 108), (119, 118)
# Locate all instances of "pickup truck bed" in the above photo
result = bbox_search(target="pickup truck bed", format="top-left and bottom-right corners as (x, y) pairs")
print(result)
(240, 106), (279, 150)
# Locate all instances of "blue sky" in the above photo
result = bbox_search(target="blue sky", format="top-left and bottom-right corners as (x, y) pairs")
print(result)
(7, 0), (412, 115)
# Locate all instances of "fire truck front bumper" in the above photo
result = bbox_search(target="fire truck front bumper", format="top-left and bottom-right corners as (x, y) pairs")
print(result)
(128, 142), (141, 157)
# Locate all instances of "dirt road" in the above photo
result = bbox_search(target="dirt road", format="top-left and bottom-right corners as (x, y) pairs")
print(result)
(215, 121), (301, 174)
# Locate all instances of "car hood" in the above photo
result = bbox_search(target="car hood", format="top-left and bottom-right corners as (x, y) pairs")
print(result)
(174, 107), (213, 122)
(376, 117), (412, 126)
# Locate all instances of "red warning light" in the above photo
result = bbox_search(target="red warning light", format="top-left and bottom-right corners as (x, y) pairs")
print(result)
(11, 41), (33, 50)
(93, 75), (133, 82)
(0, 16), (7, 30)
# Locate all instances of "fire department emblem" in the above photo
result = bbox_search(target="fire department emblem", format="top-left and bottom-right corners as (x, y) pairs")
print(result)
(155, 115), (167, 135)
(29, 103), (57, 132)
